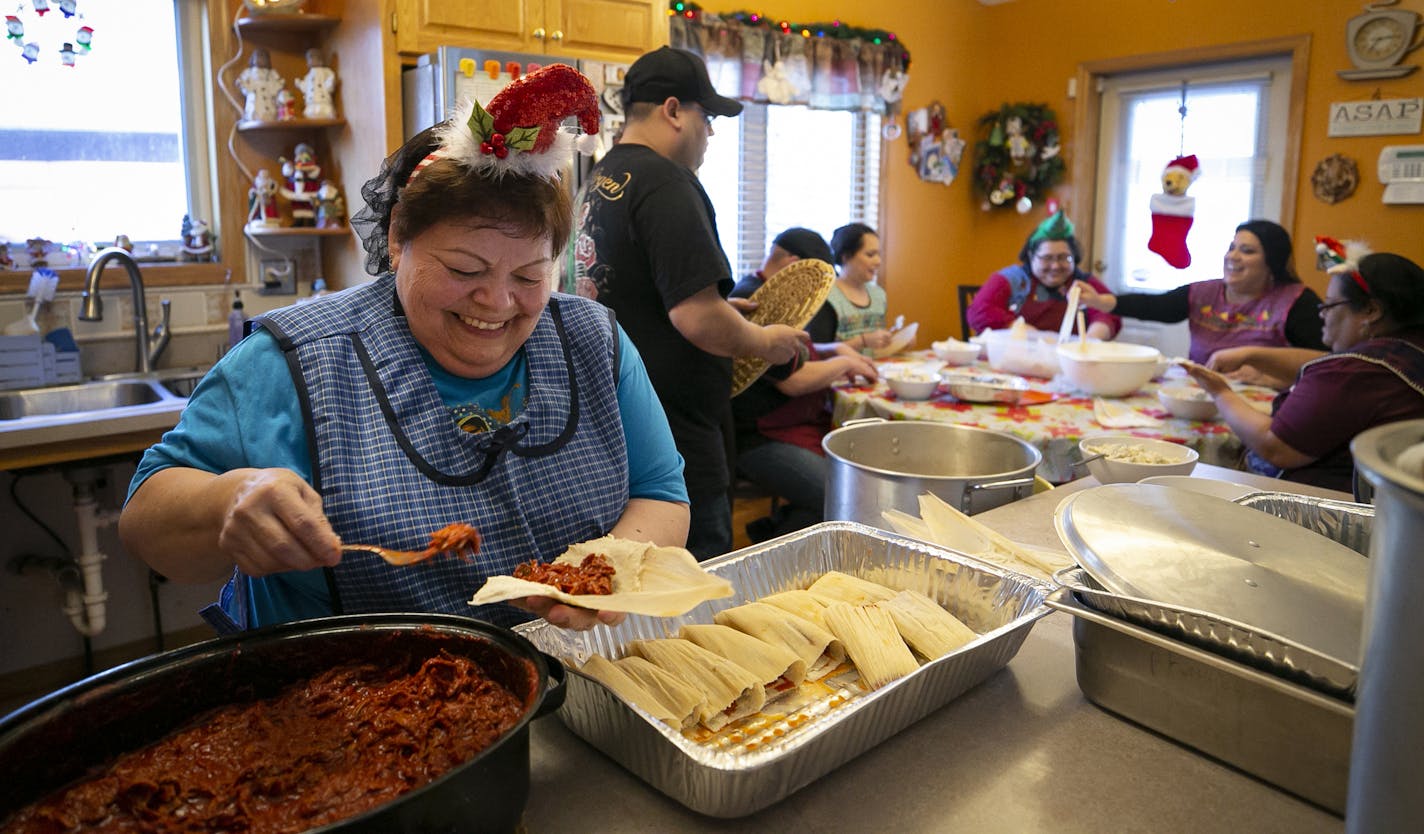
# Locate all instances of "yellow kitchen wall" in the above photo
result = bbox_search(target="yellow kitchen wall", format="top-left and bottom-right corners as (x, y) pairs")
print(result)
(695, 0), (1424, 344)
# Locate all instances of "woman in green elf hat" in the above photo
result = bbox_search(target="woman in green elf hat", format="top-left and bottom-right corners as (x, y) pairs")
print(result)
(967, 210), (1121, 340)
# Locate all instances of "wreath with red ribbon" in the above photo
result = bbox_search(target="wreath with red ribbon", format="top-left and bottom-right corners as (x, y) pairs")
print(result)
(972, 102), (1065, 211)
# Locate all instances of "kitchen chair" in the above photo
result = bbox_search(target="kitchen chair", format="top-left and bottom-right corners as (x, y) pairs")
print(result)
(957, 284), (981, 340)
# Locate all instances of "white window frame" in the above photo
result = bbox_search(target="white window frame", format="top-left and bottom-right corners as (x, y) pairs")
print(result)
(705, 102), (881, 279)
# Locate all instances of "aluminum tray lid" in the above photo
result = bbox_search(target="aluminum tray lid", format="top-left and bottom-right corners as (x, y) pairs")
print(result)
(1054, 483), (1366, 664)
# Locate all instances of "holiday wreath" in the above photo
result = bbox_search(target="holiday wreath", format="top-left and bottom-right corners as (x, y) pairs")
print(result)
(973, 102), (1065, 211)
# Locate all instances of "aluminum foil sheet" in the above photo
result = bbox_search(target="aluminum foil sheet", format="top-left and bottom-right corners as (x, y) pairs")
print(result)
(516, 521), (1052, 818)
(1055, 567), (1357, 699)
(1232, 492), (1374, 556)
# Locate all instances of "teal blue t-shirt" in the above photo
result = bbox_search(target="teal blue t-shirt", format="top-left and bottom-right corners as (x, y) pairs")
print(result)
(128, 324), (686, 624)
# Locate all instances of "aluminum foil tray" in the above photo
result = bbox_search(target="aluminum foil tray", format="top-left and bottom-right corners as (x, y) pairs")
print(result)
(1232, 492), (1374, 556)
(1047, 588), (1353, 814)
(1055, 567), (1357, 699)
(516, 521), (1052, 818)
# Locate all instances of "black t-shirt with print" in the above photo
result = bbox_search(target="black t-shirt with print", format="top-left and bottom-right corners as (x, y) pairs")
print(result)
(574, 143), (735, 494)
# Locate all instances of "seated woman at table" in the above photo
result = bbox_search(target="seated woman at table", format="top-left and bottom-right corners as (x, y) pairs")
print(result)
(731, 230), (879, 541)
(1077, 220), (1326, 369)
(967, 210), (1121, 341)
(823, 222), (894, 353)
(1183, 250), (1424, 494)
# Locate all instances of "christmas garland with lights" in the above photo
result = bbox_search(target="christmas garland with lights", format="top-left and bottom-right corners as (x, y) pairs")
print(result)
(669, 3), (908, 61)
(972, 102), (1065, 211)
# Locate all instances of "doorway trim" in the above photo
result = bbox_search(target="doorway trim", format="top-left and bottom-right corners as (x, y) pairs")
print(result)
(1069, 35), (1311, 254)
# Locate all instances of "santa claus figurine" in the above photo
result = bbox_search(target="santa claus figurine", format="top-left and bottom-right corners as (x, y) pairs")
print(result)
(280, 143), (322, 227)
(1148, 154), (1199, 269)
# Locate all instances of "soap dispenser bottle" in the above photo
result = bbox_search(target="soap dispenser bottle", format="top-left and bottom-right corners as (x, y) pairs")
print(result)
(227, 291), (247, 348)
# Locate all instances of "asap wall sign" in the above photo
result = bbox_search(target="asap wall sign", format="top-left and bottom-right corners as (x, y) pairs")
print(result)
(1328, 97), (1423, 137)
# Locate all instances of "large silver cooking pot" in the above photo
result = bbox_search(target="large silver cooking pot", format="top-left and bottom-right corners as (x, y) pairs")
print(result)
(823, 419), (1042, 526)
(1346, 419), (1424, 834)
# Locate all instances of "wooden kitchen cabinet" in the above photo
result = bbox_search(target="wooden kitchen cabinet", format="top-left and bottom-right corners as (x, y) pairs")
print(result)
(394, 0), (663, 61)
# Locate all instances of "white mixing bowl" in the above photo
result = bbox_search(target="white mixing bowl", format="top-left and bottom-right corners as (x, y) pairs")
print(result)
(1057, 341), (1162, 397)
(1078, 435), (1199, 483)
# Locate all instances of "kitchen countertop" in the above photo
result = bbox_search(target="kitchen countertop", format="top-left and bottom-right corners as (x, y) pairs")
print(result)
(523, 463), (1347, 833)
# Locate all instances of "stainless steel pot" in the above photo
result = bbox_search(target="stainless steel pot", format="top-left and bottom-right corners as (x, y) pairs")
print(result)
(1346, 419), (1424, 833)
(822, 419), (1042, 525)
(0, 614), (566, 834)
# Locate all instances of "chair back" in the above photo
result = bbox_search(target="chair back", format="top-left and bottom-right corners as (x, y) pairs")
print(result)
(957, 284), (981, 340)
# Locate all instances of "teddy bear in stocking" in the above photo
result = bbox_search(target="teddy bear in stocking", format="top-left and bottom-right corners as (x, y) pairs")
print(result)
(1148, 154), (1199, 269)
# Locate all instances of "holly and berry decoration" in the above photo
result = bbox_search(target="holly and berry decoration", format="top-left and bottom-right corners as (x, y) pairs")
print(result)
(973, 102), (1065, 213)
(468, 99), (540, 160)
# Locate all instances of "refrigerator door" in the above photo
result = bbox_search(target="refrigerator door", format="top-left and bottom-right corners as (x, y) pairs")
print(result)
(402, 46), (578, 139)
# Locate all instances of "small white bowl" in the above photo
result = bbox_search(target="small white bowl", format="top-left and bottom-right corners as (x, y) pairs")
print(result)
(1157, 385), (1218, 421)
(1078, 435), (1199, 483)
(931, 338), (981, 366)
(884, 372), (940, 400)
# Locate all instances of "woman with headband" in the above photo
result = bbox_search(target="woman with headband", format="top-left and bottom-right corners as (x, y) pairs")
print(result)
(119, 65), (689, 631)
(1182, 246), (1424, 494)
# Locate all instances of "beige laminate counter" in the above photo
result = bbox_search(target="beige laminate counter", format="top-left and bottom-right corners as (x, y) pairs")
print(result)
(523, 464), (1347, 833)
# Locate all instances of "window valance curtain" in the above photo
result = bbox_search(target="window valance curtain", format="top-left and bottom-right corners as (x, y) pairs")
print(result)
(669, 13), (909, 113)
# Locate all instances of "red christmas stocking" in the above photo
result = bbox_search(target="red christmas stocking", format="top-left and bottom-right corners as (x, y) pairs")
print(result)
(1148, 193), (1195, 269)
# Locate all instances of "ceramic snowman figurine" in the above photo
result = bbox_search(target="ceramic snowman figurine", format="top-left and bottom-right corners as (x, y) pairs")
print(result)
(247, 170), (281, 229)
(297, 48), (337, 119)
(236, 48), (284, 122)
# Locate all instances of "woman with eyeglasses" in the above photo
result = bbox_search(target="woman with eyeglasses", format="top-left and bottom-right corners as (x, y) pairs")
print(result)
(967, 211), (1122, 340)
(1076, 220), (1327, 369)
(1181, 250), (1424, 494)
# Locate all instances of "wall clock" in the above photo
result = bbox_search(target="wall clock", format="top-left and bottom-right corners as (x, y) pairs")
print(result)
(1340, 1), (1424, 79)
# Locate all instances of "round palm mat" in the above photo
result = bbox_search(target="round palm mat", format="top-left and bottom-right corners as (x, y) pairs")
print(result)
(731, 258), (836, 396)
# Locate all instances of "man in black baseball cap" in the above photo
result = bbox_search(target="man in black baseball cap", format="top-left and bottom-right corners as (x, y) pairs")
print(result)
(621, 46), (743, 118)
(730, 227), (834, 299)
(574, 46), (803, 560)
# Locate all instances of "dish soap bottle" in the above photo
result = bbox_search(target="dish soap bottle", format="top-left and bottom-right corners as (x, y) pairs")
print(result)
(227, 291), (247, 349)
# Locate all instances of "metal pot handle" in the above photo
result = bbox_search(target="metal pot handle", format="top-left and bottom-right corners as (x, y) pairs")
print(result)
(535, 651), (568, 717)
(961, 476), (1036, 513)
(840, 417), (887, 428)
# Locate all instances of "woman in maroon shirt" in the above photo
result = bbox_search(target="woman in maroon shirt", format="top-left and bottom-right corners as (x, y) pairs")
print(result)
(967, 211), (1121, 340)
(1184, 251), (1424, 494)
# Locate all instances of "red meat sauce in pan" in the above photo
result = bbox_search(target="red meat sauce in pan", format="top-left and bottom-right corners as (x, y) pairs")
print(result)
(4, 647), (526, 834)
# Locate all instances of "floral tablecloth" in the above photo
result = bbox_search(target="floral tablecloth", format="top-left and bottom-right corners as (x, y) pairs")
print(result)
(832, 351), (1276, 484)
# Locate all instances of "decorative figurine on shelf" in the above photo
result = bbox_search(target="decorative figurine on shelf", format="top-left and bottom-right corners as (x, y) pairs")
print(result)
(114, 234), (134, 253)
(31, 0), (49, 16)
(59, 41), (75, 67)
(58, 0), (75, 18)
(0, 242), (12, 271)
(279, 143), (321, 226)
(1147, 154), (1200, 269)
(275, 87), (297, 121)
(180, 215), (214, 261)
(314, 180), (345, 229)
(296, 48), (337, 119)
(25, 238), (49, 268)
(236, 47), (284, 122)
(74, 24), (92, 52)
(247, 169), (281, 230)
(21, 43), (39, 64)
(5, 15), (22, 42)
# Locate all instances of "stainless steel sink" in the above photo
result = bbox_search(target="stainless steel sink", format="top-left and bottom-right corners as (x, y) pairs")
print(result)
(0, 380), (164, 420)
(0, 367), (209, 421)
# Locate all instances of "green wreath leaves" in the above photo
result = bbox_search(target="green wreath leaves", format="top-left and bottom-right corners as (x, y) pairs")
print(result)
(973, 102), (1065, 210)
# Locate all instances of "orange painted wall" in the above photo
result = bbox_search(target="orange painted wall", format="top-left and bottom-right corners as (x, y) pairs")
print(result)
(697, 0), (1424, 344)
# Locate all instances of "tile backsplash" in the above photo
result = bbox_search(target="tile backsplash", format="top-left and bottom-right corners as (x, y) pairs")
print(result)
(0, 283), (310, 379)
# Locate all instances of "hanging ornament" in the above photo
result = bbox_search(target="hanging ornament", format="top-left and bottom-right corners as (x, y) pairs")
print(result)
(58, 0), (75, 18)
(74, 24), (90, 50)
(6, 15), (23, 40)
(31, 0), (50, 16)
(1015, 195), (1032, 214)
(21, 42), (38, 63)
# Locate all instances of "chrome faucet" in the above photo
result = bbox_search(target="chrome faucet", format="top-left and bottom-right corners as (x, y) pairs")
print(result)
(78, 247), (171, 374)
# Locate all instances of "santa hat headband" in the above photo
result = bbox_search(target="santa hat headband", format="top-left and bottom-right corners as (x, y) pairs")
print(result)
(1164, 154), (1200, 179)
(407, 63), (600, 187)
(1315, 235), (1372, 294)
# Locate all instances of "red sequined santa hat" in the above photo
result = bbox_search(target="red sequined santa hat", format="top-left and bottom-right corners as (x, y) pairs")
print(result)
(1164, 154), (1200, 180)
(408, 63), (600, 184)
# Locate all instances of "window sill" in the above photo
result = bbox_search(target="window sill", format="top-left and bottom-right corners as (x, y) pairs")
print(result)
(0, 262), (232, 295)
